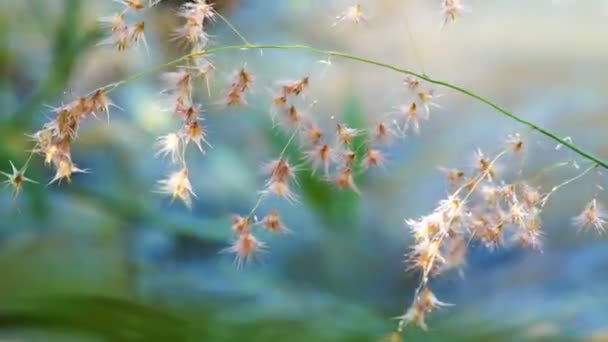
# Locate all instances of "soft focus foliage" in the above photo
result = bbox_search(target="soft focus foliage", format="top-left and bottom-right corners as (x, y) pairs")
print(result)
(2, 0), (608, 341)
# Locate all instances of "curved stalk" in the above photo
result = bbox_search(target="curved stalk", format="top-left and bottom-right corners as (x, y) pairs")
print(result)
(103, 44), (608, 169)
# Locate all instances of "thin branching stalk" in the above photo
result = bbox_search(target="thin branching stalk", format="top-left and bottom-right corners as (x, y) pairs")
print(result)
(102, 44), (608, 170)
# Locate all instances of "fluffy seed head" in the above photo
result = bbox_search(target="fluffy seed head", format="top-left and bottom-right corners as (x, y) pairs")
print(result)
(573, 199), (607, 233)
(231, 215), (251, 234)
(281, 77), (310, 97)
(403, 76), (420, 91)
(259, 210), (290, 233)
(49, 156), (87, 185)
(304, 144), (332, 175)
(474, 149), (496, 181)
(183, 120), (211, 153)
(361, 149), (385, 170)
(333, 4), (367, 26)
(335, 167), (360, 194)
(157, 167), (196, 208)
(336, 124), (360, 146)
(1, 161), (37, 199)
(372, 121), (394, 144)
(155, 132), (182, 163)
(225, 232), (265, 268)
(442, 0), (467, 26)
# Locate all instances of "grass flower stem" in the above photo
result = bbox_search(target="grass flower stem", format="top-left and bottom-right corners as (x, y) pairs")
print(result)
(214, 12), (254, 47)
(102, 44), (608, 170)
(541, 163), (598, 208)
(398, 149), (508, 332)
(247, 125), (301, 218)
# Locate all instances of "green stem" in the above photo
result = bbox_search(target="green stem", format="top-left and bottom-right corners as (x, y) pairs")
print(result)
(541, 163), (598, 208)
(102, 44), (608, 170)
(214, 12), (253, 46)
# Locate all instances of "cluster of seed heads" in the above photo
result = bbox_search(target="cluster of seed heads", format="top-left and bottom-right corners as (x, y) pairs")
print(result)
(3, 0), (607, 338)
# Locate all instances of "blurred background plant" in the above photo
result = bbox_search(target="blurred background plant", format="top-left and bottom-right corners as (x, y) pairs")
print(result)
(1, 0), (608, 341)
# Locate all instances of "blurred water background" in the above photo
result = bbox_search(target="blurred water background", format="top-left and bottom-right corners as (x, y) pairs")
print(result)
(1, 0), (608, 341)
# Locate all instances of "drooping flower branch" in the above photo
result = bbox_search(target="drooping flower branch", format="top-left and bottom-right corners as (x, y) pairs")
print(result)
(3, 1), (607, 339)
(95, 43), (608, 171)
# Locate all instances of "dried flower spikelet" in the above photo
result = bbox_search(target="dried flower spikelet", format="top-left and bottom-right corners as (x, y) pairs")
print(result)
(89, 90), (116, 122)
(480, 184), (500, 206)
(399, 288), (449, 331)
(515, 213), (544, 250)
(521, 183), (541, 209)
(341, 149), (357, 167)
(162, 70), (193, 102)
(336, 124), (360, 146)
(1, 161), (37, 198)
(361, 148), (385, 170)
(49, 156), (87, 185)
(183, 0), (215, 20)
(264, 180), (299, 203)
(403, 76), (420, 92)
(474, 148), (496, 181)
(47, 108), (78, 139)
(280, 105), (303, 128)
(509, 201), (528, 226)
(271, 92), (288, 111)
(183, 120), (211, 153)
(259, 210), (290, 233)
(130, 21), (148, 51)
(99, 24), (131, 51)
(332, 4), (367, 26)
(437, 195), (464, 221)
(407, 237), (444, 274)
(28, 128), (54, 152)
(400, 302), (427, 331)
(225, 87), (245, 107)
(224, 66), (254, 107)
(233, 66), (254, 93)
(174, 0), (215, 47)
(417, 89), (441, 116)
(281, 76), (310, 97)
(261, 158), (299, 202)
(301, 123), (323, 146)
(39, 143), (59, 166)
(304, 126), (323, 145)
(439, 167), (465, 188)
(398, 102), (426, 134)
(264, 158), (297, 183)
(304, 144), (332, 175)
(99, 12), (126, 33)
(231, 215), (251, 234)
(439, 235), (467, 272)
(476, 221), (505, 249)
(442, 0), (468, 26)
(177, 104), (202, 122)
(419, 287), (452, 312)
(155, 132), (182, 163)
(190, 58), (215, 80)
(334, 167), (360, 194)
(499, 183), (515, 200)
(226, 232), (266, 268)
(372, 121), (395, 144)
(120, 0), (146, 10)
(157, 167), (196, 208)
(406, 214), (442, 241)
(573, 198), (607, 233)
(506, 133), (524, 154)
